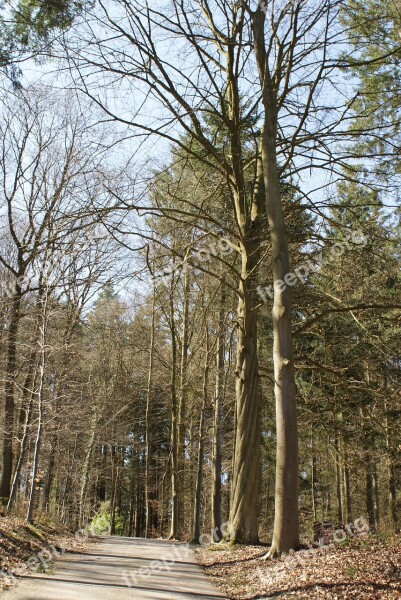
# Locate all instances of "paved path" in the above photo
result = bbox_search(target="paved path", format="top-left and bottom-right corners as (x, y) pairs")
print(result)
(4, 537), (226, 600)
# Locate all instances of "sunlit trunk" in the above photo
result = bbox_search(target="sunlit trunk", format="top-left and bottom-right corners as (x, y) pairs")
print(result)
(253, 9), (299, 556)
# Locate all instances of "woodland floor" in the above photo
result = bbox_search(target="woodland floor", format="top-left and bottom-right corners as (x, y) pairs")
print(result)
(2, 519), (401, 599)
(196, 536), (401, 599)
(1, 535), (223, 600)
(0, 514), (93, 592)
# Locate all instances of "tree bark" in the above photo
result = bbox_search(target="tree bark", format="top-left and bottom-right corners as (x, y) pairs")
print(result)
(365, 453), (376, 531)
(212, 278), (225, 539)
(335, 429), (343, 526)
(27, 288), (48, 523)
(178, 267), (190, 532)
(0, 286), (22, 500)
(229, 268), (261, 544)
(311, 427), (318, 523)
(343, 442), (352, 523)
(253, 8), (299, 556)
(385, 399), (397, 530)
(225, 27), (264, 544)
(41, 434), (57, 511)
(192, 331), (209, 543)
(79, 408), (97, 528)
(373, 462), (380, 527)
(145, 289), (156, 537)
(8, 351), (38, 509)
(168, 273), (179, 539)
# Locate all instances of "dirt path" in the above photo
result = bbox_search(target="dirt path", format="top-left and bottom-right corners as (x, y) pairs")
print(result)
(4, 536), (226, 600)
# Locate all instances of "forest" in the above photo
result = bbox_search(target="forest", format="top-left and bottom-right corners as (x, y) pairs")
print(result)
(0, 0), (400, 598)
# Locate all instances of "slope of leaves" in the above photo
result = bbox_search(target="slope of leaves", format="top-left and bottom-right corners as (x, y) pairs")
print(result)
(0, 513), (94, 591)
(196, 536), (401, 599)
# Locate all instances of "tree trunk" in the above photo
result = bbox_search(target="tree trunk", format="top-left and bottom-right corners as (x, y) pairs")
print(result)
(311, 427), (318, 523)
(359, 404), (376, 531)
(365, 453), (376, 531)
(385, 401), (397, 530)
(253, 9), (299, 556)
(168, 274), (179, 539)
(387, 455), (397, 531)
(223, 22), (264, 545)
(41, 434), (57, 511)
(79, 408), (97, 528)
(128, 445), (136, 537)
(212, 278), (225, 539)
(373, 462), (380, 528)
(343, 443), (352, 523)
(8, 358), (38, 509)
(110, 445), (117, 535)
(145, 289), (156, 537)
(0, 287), (22, 500)
(192, 331), (209, 543)
(27, 289), (48, 523)
(335, 430), (343, 526)
(178, 267), (190, 533)
(229, 265), (261, 544)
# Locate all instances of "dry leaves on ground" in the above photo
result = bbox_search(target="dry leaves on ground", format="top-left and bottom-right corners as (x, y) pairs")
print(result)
(196, 536), (401, 599)
(0, 514), (97, 591)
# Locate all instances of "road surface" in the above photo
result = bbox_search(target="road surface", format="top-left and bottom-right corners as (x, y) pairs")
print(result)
(4, 536), (226, 600)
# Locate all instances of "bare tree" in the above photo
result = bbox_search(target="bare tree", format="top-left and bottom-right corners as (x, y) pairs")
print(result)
(0, 86), (128, 501)
(60, 0), (400, 552)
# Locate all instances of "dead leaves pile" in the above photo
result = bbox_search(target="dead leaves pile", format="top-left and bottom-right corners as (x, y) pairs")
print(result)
(0, 514), (95, 591)
(196, 536), (401, 599)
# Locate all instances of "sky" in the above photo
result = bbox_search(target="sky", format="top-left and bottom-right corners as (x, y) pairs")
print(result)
(2, 0), (400, 305)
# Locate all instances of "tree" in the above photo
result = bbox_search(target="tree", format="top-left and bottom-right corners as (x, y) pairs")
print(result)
(0, 86), (127, 501)
(63, 0), (401, 551)
(0, 0), (90, 80)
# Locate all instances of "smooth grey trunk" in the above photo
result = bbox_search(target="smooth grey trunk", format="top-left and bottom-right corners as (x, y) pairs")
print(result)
(360, 404), (376, 531)
(27, 289), (49, 523)
(128, 447), (136, 537)
(365, 453), (376, 531)
(226, 33), (264, 544)
(79, 408), (98, 528)
(110, 445), (118, 535)
(145, 290), (156, 537)
(212, 278), (225, 538)
(41, 434), (57, 510)
(253, 8), (299, 556)
(311, 427), (317, 523)
(168, 274), (179, 539)
(343, 442), (352, 523)
(192, 331), (210, 543)
(178, 267), (190, 532)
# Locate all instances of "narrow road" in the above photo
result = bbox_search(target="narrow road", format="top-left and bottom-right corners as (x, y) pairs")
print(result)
(5, 537), (226, 600)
